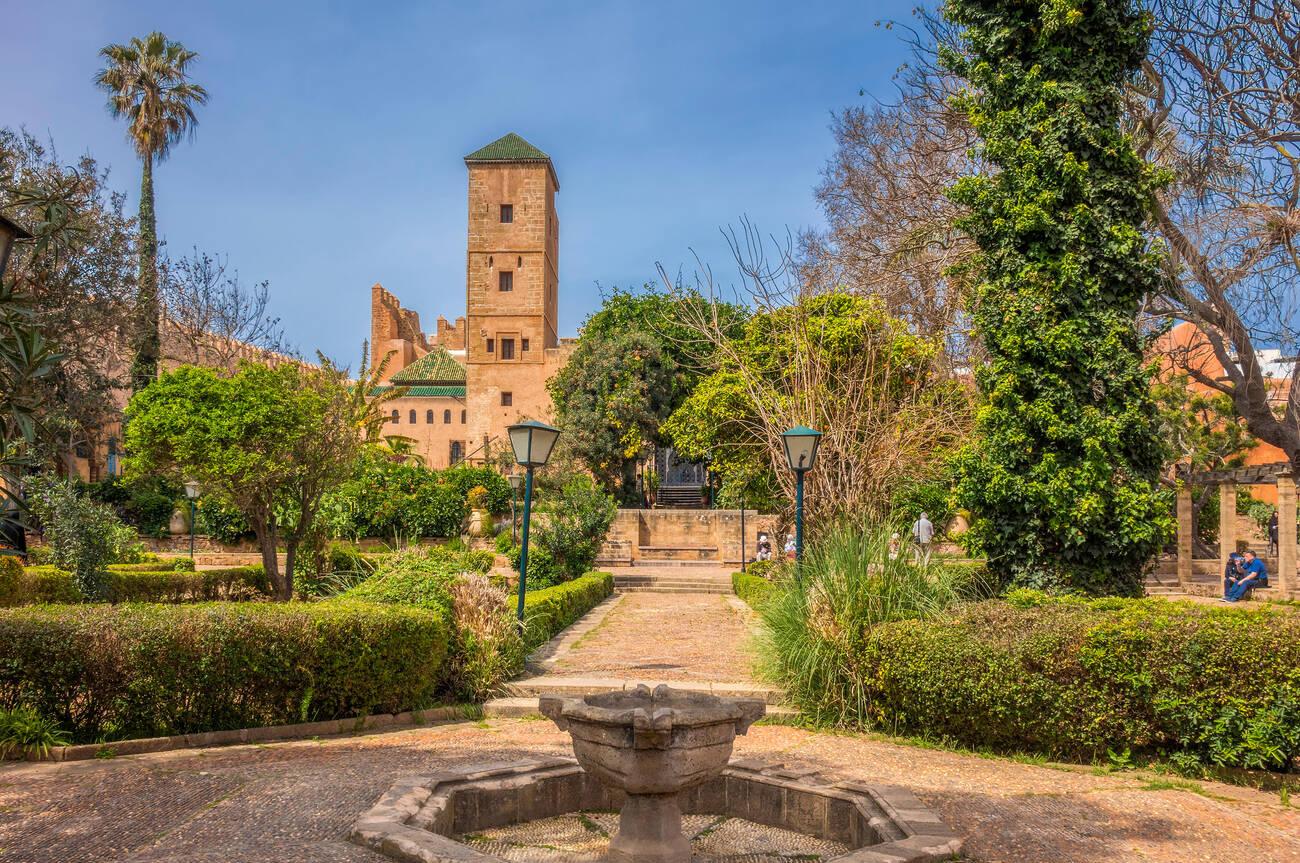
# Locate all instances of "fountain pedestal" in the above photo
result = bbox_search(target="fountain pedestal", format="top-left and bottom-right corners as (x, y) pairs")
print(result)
(540, 684), (766, 863)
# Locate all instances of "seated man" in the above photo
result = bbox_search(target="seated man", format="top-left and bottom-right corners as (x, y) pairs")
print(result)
(1224, 550), (1268, 602)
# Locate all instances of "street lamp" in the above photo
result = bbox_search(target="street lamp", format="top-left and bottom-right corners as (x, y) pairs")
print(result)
(183, 480), (201, 559)
(781, 426), (822, 564)
(508, 473), (524, 545)
(0, 213), (33, 282)
(507, 420), (561, 621)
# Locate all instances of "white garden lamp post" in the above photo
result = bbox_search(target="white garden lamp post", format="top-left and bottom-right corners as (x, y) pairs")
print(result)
(508, 420), (561, 621)
(183, 479), (201, 559)
(781, 426), (822, 566)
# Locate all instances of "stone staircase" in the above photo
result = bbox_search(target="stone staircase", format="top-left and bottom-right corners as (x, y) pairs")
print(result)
(613, 571), (733, 594)
(655, 486), (706, 509)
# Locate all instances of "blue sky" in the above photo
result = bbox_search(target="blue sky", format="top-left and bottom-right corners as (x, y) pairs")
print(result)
(4, 0), (919, 364)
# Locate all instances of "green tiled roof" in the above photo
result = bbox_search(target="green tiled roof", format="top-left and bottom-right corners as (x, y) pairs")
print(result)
(371, 385), (466, 398)
(464, 132), (550, 163)
(390, 348), (466, 384)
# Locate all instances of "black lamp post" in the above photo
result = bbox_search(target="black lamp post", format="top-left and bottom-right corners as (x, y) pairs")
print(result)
(183, 480), (201, 559)
(508, 473), (523, 545)
(507, 420), (561, 622)
(0, 213), (33, 281)
(781, 426), (822, 565)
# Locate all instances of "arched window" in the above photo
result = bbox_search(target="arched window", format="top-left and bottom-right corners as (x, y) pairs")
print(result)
(450, 441), (464, 464)
(443, 409), (452, 424)
(390, 409), (399, 423)
(460, 410), (466, 424)
(409, 409), (417, 424)
(426, 409), (434, 424)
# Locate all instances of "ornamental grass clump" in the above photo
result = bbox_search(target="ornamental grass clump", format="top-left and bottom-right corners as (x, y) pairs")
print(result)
(757, 523), (990, 726)
(444, 574), (524, 701)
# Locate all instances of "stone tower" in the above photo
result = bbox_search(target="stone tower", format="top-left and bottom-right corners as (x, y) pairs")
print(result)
(463, 132), (563, 454)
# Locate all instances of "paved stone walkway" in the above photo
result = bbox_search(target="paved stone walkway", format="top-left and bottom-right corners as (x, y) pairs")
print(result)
(547, 591), (756, 682)
(2, 719), (1297, 862)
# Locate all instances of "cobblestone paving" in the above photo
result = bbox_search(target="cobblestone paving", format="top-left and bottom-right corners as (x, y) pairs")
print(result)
(2, 719), (1297, 863)
(548, 591), (756, 681)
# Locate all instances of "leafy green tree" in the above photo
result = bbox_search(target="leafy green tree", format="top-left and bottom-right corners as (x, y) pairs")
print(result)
(528, 474), (617, 584)
(550, 286), (746, 503)
(943, 0), (1172, 594)
(665, 292), (965, 523)
(95, 32), (207, 392)
(125, 360), (386, 599)
(549, 331), (676, 502)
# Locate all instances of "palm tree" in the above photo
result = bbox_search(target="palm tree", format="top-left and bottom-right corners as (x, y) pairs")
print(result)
(95, 32), (207, 393)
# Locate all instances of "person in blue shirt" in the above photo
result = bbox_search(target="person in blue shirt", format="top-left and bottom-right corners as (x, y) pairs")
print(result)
(1223, 550), (1268, 602)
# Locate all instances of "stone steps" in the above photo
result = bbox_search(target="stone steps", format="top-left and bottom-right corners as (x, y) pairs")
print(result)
(637, 546), (719, 562)
(613, 573), (733, 595)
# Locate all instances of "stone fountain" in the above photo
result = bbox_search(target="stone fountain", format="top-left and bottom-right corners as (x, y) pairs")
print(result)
(350, 683), (962, 862)
(538, 684), (765, 863)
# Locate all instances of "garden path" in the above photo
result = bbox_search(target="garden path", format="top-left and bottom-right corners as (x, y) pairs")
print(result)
(1, 718), (1295, 862)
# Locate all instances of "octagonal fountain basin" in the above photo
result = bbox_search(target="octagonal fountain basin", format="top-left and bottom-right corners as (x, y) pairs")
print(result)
(349, 756), (962, 863)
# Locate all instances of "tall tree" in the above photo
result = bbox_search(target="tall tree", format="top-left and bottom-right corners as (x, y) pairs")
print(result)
(944, 0), (1171, 594)
(95, 32), (207, 393)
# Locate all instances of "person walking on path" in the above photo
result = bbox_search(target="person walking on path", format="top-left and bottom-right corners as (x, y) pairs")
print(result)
(1224, 549), (1268, 602)
(912, 512), (934, 564)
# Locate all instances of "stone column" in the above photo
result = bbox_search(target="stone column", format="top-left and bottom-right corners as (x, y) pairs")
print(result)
(1176, 483), (1193, 588)
(1219, 481), (1237, 573)
(1277, 468), (1296, 597)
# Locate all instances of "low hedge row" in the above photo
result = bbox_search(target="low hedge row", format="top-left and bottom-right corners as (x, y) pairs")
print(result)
(845, 593), (1300, 770)
(517, 571), (614, 650)
(732, 572), (774, 607)
(1, 562), (270, 605)
(0, 600), (447, 742)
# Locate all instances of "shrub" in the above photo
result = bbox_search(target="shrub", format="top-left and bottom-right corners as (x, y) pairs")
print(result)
(495, 531), (516, 555)
(462, 549), (495, 575)
(757, 522), (989, 725)
(443, 574), (525, 701)
(24, 476), (138, 600)
(515, 571), (614, 651)
(845, 596), (1300, 770)
(442, 465), (512, 515)
(0, 560), (82, 606)
(732, 572), (774, 607)
(107, 557), (196, 572)
(195, 494), (254, 543)
(510, 541), (560, 589)
(0, 706), (70, 758)
(531, 475), (616, 583)
(82, 475), (179, 538)
(0, 601), (446, 742)
(341, 547), (458, 617)
(744, 559), (782, 580)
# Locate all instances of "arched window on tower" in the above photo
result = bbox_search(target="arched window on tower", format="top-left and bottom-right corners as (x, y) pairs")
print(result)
(460, 410), (466, 424)
(426, 410), (434, 424)
(409, 409), (417, 424)
(443, 409), (451, 424)
(390, 409), (399, 423)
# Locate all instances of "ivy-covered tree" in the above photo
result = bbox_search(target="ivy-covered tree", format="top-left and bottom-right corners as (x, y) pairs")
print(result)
(944, 0), (1172, 594)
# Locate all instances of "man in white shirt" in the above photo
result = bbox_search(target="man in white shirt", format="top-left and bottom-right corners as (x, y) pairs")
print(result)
(912, 512), (935, 563)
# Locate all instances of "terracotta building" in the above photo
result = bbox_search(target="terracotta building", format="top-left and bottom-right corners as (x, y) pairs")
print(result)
(370, 133), (576, 468)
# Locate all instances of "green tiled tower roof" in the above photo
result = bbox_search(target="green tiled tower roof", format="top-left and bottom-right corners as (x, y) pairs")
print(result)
(390, 348), (466, 384)
(465, 132), (559, 188)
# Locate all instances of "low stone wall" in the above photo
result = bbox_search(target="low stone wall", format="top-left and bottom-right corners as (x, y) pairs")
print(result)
(599, 509), (782, 566)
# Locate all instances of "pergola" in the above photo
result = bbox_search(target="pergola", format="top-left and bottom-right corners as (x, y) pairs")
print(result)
(1175, 461), (1296, 594)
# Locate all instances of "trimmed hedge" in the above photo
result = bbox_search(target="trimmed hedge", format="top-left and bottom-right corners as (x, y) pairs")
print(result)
(1, 564), (270, 605)
(516, 571), (614, 650)
(732, 572), (774, 607)
(846, 593), (1300, 770)
(0, 600), (447, 742)
(108, 557), (196, 573)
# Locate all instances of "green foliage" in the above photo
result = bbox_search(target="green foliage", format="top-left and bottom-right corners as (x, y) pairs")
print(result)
(441, 466), (511, 515)
(757, 522), (990, 725)
(845, 595), (1300, 770)
(444, 574), (525, 701)
(511, 541), (559, 589)
(495, 530), (516, 555)
(341, 547), (459, 616)
(0, 600), (445, 742)
(0, 558), (82, 605)
(125, 359), (380, 599)
(514, 571), (615, 651)
(81, 475), (180, 538)
(743, 559), (782, 581)
(944, 0), (1173, 594)
(195, 494), (253, 543)
(889, 465), (958, 532)
(0, 706), (70, 758)
(732, 572), (775, 607)
(530, 475), (617, 583)
(24, 475), (138, 600)
(1, 561), (269, 606)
